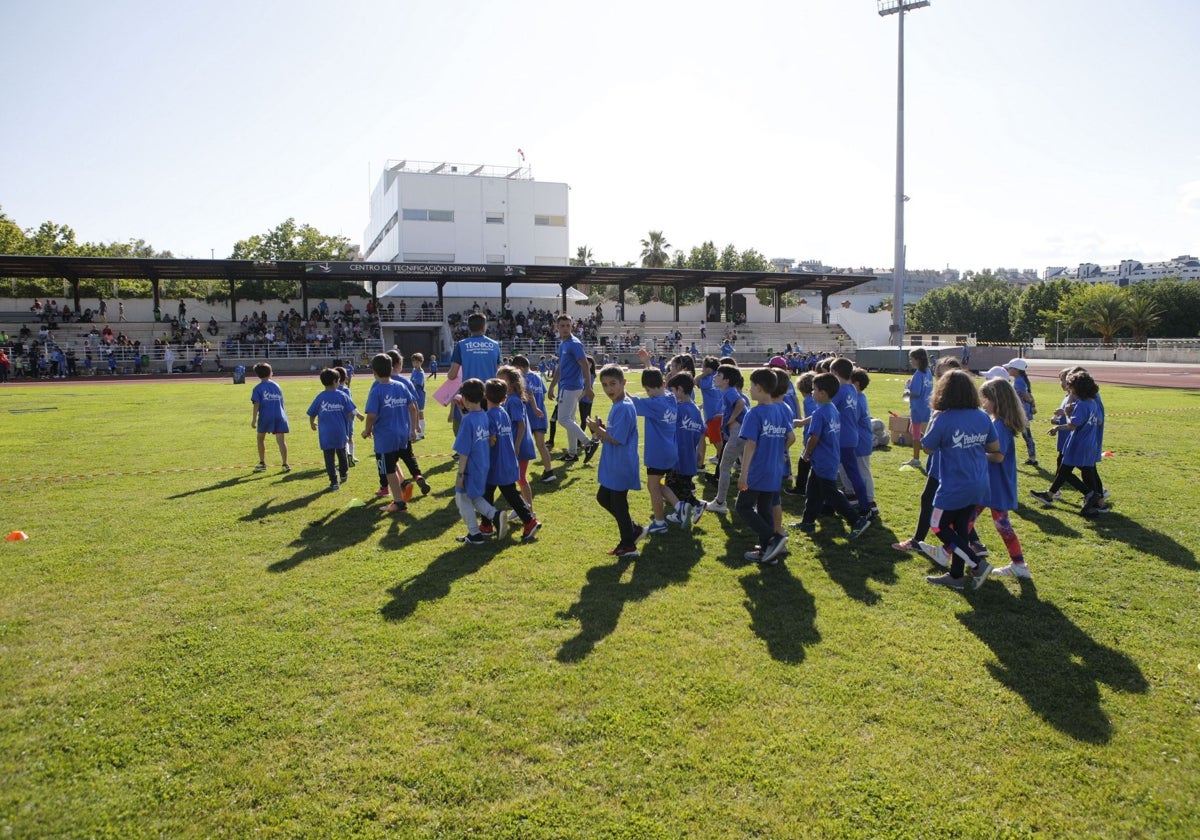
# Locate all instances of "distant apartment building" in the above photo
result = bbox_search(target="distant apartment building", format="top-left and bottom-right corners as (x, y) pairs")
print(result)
(362, 160), (569, 266)
(1044, 255), (1200, 286)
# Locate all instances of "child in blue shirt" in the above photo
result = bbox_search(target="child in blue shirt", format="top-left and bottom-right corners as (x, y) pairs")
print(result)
(512, 354), (557, 484)
(483, 378), (541, 542)
(306, 368), (356, 490)
(386, 349), (428, 498)
(921, 370), (1000, 591)
(452, 378), (502, 546)
(830, 357), (871, 520)
(663, 372), (707, 529)
(363, 353), (413, 514)
(409, 352), (427, 439)
(978, 378), (1030, 578)
(335, 366), (364, 466)
(630, 358), (678, 535)
(709, 365), (748, 514)
(1033, 369), (1105, 516)
(586, 365), (643, 559)
(737, 368), (796, 565)
(789, 372), (817, 495)
(695, 356), (724, 479)
(791, 373), (870, 539)
(904, 348), (932, 467)
(250, 362), (290, 472)
(850, 368), (879, 517)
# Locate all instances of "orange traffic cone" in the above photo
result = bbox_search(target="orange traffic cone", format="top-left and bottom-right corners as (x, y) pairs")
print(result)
(6, 531), (29, 542)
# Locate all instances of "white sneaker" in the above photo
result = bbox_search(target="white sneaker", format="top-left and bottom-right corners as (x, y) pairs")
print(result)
(993, 563), (1032, 579)
(706, 501), (728, 515)
(918, 540), (950, 569)
(692, 500), (707, 524)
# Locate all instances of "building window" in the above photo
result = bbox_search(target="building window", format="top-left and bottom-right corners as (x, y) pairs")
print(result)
(485, 211), (505, 224)
(486, 254), (505, 264)
(534, 214), (566, 227)
(401, 209), (455, 222)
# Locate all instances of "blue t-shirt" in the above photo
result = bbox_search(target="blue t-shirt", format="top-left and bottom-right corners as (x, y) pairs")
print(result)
(453, 410), (492, 498)
(597, 396), (641, 491)
(781, 380), (800, 426)
(801, 394), (817, 444)
(450, 335), (501, 382)
(922, 407), (997, 511)
(739, 402), (791, 491)
(907, 369), (933, 424)
(338, 383), (357, 434)
(632, 393), (678, 470)
(556, 334), (588, 391)
(1094, 392), (1105, 460)
(833, 381), (859, 450)
(806, 402), (842, 480)
(1053, 392), (1071, 453)
(1012, 375), (1035, 421)
(251, 379), (289, 434)
(854, 390), (874, 457)
(486, 406), (520, 486)
(409, 368), (426, 410)
(1063, 398), (1100, 467)
(524, 371), (549, 432)
(986, 417), (1018, 512)
(696, 372), (723, 422)
(720, 388), (749, 440)
(673, 401), (704, 478)
(306, 389), (355, 450)
(365, 379), (411, 454)
(504, 393), (536, 462)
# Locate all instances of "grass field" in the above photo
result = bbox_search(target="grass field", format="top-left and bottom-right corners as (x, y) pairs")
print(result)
(1, 372), (1198, 838)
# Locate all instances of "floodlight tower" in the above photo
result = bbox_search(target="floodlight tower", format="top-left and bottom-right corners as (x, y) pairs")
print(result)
(878, 0), (929, 347)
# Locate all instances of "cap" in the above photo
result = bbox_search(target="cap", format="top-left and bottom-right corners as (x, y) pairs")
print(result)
(1004, 358), (1028, 372)
(983, 365), (1010, 381)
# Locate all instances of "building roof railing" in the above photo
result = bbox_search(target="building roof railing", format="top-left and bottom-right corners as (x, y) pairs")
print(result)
(383, 159), (533, 180)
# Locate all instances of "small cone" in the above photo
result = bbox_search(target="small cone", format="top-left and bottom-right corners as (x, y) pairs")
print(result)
(345, 498), (365, 508)
(1102, 451), (1114, 458)
(6, 531), (29, 542)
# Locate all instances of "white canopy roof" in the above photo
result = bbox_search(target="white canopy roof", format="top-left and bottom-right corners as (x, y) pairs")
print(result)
(377, 281), (586, 301)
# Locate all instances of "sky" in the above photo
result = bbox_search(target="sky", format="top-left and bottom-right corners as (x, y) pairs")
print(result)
(2, 0), (1198, 274)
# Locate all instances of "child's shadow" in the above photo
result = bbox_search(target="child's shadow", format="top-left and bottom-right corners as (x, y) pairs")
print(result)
(807, 521), (900, 606)
(380, 543), (497, 621)
(1088, 511), (1197, 570)
(958, 579), (1148, 744)
(239, 489), (326, 521)
(739, 564), (820, 664)
(555, 535), (702, 663)
(268, 506), (379, 572)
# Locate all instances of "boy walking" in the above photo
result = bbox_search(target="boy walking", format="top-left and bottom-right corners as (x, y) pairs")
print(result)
(362, 353), (412, 514)
(737, 368), (795, 565)
(484, 378), (542, 541)
(586, 365), (644, 559)
(306, 368), (356, 490)
(452, 379), (502, 545)
(251, 362), (290, 472)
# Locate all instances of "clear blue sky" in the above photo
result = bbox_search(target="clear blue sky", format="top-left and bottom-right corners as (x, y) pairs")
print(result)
(2, 0), (1197, 274)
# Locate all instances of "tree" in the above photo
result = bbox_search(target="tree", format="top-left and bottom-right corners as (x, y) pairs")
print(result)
(1061, 283), (1128, 344)
(1124, 289), (1164, 341)
(1009, 278), (1078, 342)
(719, 244), (739, 272)
(685, 241), (719, 271)
(231, 218), (357, 302)
(639, 231), (671, 268)
(1138, 278), (1200, 339)
(571, 245), (593, 266)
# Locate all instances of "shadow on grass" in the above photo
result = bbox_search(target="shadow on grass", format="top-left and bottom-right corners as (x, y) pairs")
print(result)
(380, 542), (497, 621)
(239, 489), (327, 521)
(740, 564), (820, 664)
(1018, 504), (1082, 539)
(556, 533), (702, 663)
(804, 517), (901, 606)
(958, 579), (1149, 744)
(166, 472), (268, 499)
(268, 505), (381, 572)
(1087, 511), (1197, 570)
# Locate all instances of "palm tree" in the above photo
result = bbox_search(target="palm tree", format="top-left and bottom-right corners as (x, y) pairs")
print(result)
(1069, 284), (1128, 344)
(639, 231), (671, 268)
(571, 245), (593, 267)
(1125, 292), (1164, 342)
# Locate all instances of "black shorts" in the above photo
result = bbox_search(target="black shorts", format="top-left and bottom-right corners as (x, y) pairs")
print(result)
(376, 450), (401, 474)
(646, 466), (670, 477)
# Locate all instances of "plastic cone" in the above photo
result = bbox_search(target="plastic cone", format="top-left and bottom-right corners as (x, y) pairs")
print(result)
(6, 531), (29, 542)
(1102, 451), (1114, 458)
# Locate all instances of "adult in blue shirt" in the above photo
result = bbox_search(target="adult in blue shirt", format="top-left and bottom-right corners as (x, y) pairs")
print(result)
(546, 314), (595, 462)
(447, 313), (500, 384)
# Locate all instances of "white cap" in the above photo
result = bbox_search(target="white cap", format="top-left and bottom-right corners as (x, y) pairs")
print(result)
(1004, 358), (1028, 372)
(983, 365), (1010, 381)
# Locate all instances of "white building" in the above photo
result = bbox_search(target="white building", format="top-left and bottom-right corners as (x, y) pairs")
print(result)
(1045, 255), (1200, 285)
(362, 159), (569, 268)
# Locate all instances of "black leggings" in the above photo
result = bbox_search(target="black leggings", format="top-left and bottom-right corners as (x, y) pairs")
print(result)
(485, 483), (533, 524)
(596, 486), (636, 547)
(1048, 462), (1102, 498)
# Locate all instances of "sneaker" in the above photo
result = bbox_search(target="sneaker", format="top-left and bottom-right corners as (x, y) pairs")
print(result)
(919, 541), (950, 569)
(540, 470), (559, 484)
(456, 532), (487, 546)
(969, 542), (989, 558)
(1102, 488), (1111, 500)
(692, 501), (707, 524)
(707, 456), (720, 465)
(791, 520), (816, 533)
(608, 544), (640, 559)
(1029, 490), (1055, 505)
(560, 452), (579, 463)
(926, 573), (964, 590)
(904, 458), (923, 468)
(416, 475), (431, 495)
(993, 563), (1032, 579)
(491, 510), (507, 540)
(1024, 458), (1039, 466)
(478, 522), (495, 536)
(677, 502), (693, 531)
(521, 519), (542, 542)
(1051, 490), (1063, 501)
(382, 501), (407, 513)
(647, 521), (669, 535)
(583, 439), (599, 465)
(349, 456), (358, 466)
(760, 534), (788, 564)
(744, 548), (765, 563)
(968, 559), (994, 591)
(848, 516), (871, 539)
(253, 463), (267, 472)
(891, 539), (917, 552)
(631, 525), (647, 544)
(706, 501), (728, 515)
(375, 486), (391, 498)
(328, 483), (340, 491)
(508, 510), (522, 522)
(339, 473), (349, 483)
(281, 464), (291, 472)
(783, 485), (806, 496)
(867, 507), (881, 521)
(665, 513), (683, 526)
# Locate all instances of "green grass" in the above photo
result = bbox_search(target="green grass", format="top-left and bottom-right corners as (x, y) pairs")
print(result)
(1, 374), (1198, 838)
